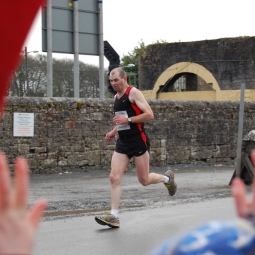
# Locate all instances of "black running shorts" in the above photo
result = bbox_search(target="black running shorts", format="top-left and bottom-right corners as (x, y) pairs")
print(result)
(115, 134), (150, 159)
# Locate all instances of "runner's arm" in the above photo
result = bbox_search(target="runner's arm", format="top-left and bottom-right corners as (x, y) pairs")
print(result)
(128, 87), (154, 123)
(105, 127), (117, 141)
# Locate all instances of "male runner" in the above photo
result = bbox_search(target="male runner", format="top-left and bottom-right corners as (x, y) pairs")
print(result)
(95, 67), (177, 228)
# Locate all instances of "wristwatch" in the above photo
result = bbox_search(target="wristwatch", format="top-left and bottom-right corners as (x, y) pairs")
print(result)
(128, 117), (132, 123)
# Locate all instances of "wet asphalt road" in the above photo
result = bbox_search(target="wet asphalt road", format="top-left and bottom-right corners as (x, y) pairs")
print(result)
(29, 164), (251, 255)
(33, 197), (236, 255)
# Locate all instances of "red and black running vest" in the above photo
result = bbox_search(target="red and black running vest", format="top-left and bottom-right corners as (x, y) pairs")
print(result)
(114, 86), (147, 143)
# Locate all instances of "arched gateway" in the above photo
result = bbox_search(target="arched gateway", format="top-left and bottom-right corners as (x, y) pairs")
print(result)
(140, 37), (255, 102)
(150, 62), (220, 100)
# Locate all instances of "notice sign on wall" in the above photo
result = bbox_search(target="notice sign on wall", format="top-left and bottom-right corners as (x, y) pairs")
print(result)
(13, 113), (34, 137)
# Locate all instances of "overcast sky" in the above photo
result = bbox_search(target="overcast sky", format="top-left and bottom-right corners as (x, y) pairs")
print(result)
(25, 0), (255, 68)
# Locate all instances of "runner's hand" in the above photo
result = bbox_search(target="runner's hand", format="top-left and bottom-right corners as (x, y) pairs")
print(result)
(0, 152), (47, 255)
(105, 130), (116, 141)
(113, 115), (127, 125)
(232, 150), (255, 219)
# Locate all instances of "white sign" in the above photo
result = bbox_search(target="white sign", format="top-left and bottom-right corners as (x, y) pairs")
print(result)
(13, 113), (34, 137)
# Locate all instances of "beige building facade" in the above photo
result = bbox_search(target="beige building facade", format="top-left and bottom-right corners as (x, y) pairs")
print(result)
(139, 37), (255, 102)
(142, 62), (255, 102)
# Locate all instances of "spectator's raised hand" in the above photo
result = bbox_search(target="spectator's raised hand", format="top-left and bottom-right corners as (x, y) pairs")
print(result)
(232, 150), (255, 221)
(0, 152), (47, 255)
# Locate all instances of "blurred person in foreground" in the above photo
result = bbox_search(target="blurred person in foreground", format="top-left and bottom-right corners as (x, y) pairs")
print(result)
(0, 153), (47, 254)
(0, 0), (48, 254)
(149, 151), (255, 255)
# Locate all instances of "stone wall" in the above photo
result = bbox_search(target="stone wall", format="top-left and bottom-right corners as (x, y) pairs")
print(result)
(139, 36), (255, 91)
(1, 97), (255, 174)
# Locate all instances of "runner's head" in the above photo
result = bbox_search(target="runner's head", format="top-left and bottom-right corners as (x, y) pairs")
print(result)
(109, 68), (128, 92)
(110, 67), (127, 79)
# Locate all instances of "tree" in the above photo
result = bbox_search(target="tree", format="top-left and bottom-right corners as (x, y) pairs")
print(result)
(52, 59), (106, 98)
(9, 55), (107, 98)
(120, 40), (168, 88)
(53, 59), (74, 97)
(120, 40), (146, 88)
(28, 55), (47, 97)
(10, 55), (47, 97)
(80, 63), (100, 98)
(9, 65), (26, 97)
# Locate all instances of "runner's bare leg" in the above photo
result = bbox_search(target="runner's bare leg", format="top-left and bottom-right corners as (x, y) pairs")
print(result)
(134, 151), (165, 185)
(110, 152), (130, 210)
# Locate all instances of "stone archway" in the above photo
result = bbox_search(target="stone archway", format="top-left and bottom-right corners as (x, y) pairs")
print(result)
(150, 62), (221, 100)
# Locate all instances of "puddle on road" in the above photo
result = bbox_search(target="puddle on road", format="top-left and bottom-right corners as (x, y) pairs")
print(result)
(44, 204), (145, 217)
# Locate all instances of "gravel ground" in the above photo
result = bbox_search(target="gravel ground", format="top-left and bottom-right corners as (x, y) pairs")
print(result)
(29, 163), (251, 221)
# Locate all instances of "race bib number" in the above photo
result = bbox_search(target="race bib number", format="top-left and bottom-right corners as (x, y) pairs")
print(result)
(115, 111), (130, 131)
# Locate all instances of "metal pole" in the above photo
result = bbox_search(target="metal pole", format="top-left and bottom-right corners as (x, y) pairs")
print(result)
(236, 83), (245, 177)
(98, 0), (104, 99)
(47, 0), (53, 97)
(73, 0), (79, 98)
(25, 46), (29, 96)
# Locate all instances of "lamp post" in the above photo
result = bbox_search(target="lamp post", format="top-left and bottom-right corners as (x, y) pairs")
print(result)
(122, 64), (137, 87)
(123, 63), (135, 68)
(108, 63), (135, 70)
(24, 46), (38, 96)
